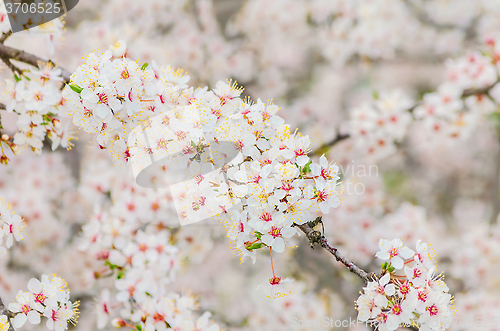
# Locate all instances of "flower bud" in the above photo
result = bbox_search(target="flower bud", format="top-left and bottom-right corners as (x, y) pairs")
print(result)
(111, 318), (127, 328)
(12, 145), (21, 155)
(1, 134), (9, 141)
(0, 155), (9, 165)
(53, 119), (62, 129)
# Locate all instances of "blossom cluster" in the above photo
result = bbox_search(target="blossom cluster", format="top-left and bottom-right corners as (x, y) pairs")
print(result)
(62, 46), (191, 163)
(77, 147), (220, 331)
(0, 197), (24, 258)
(129, 82), (345, 266)
(414, 49), (499, 140)
(348, 39), (500, 161)
(356, 238), (455, 331)
(8, 274), (79, 331)
(349, 90), (413, 160)
(63, 48), (344, 268)
(0, 63), (73, 157)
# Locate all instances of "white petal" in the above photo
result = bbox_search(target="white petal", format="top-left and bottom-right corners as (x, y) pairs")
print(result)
(272, 238), (285, 253)
(96, 105), (110, 119)
(400, 247), (415, 259)
(374, 295), (388, 307)
(378, 239), (389, 251)
(6, 235), (12, 249)
(28, 278), (42, 293)
(391, 256), (404, 270)
(261, 234), (274, 246)
(375, 251), (390, 260)
(385, 284), (396, 296)
(14, 313), (27, 328)
(296, 155), (309, 166)
(378, 274), (390, 287)
(28, 311), (41, 325)
(310, 163), (321, 176)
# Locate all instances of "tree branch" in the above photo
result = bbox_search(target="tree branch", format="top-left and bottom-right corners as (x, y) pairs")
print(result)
(0, 295), (15, 331)
(0, 42), (71, 82)
(293, 217), (375, 282)
(0, 31), (12, 44)
(309, 133), (349, 156)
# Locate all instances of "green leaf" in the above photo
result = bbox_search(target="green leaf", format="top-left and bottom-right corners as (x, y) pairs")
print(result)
(117, 271), (125, 279)
(372, 90), (379, 100)
(141, 63), (149, 71)
(69, 84), (83, 94)
(105, 261), (118, 270)
(246, 242), (265, 251)
(254, 231), (262, 240)
(489, 112), (500, 128)
(14, 74), (21, 82)
(388, 266), (395, 273)
(136, 325), (143, 331)
(302, 160), (312, 174)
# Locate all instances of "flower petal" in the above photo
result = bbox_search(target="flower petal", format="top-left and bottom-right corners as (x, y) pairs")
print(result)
(391, 256), (404, 270)
(375, 251), (390, 260)
(400, 247), (415, 259)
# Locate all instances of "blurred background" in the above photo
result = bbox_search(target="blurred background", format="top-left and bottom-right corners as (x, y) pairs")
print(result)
(1, 0), (500, 330)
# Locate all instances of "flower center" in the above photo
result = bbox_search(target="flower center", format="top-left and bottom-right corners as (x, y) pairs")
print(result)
(121, 68), (130, 79)
(392, 304), (402, 315)
(418, 290), (428, 302)
(98, 92), (109, 105)
(321, 168), (332, 179)
(51, 309), (59, 321)
(35, 293), (46, 304)
(400, 283), (410, 296)
(21, 304), (30, 315)
(270, 227), (281, 238)
(377, 312), (388, 324)
(260, 212), (272, 222)
(269, 277), (281, 285)
(427, 304), (439, 316)
(389, 247), (399, 258)
(314, 190), (328, 203)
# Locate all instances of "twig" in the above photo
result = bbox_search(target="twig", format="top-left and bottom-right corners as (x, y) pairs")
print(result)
(0, 295), (15, 331)
(293, 217), (375, 282)
(0, 31), (13, 44)
(403, 0), (465, 31)
(0, 42), (71, 82)
(308, 133), (349, 156)
(462, 80), (500, 98)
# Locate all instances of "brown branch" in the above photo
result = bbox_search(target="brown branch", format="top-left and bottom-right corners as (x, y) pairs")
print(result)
(308, 133), (349, 156)
(402, 0), (467, 31)
(0, 31), (12, 44)
(293, 217), (375, 282)
(462, 80), (500, 98)
(0, 42), (71, 82)
(0, 295), (15, 331)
